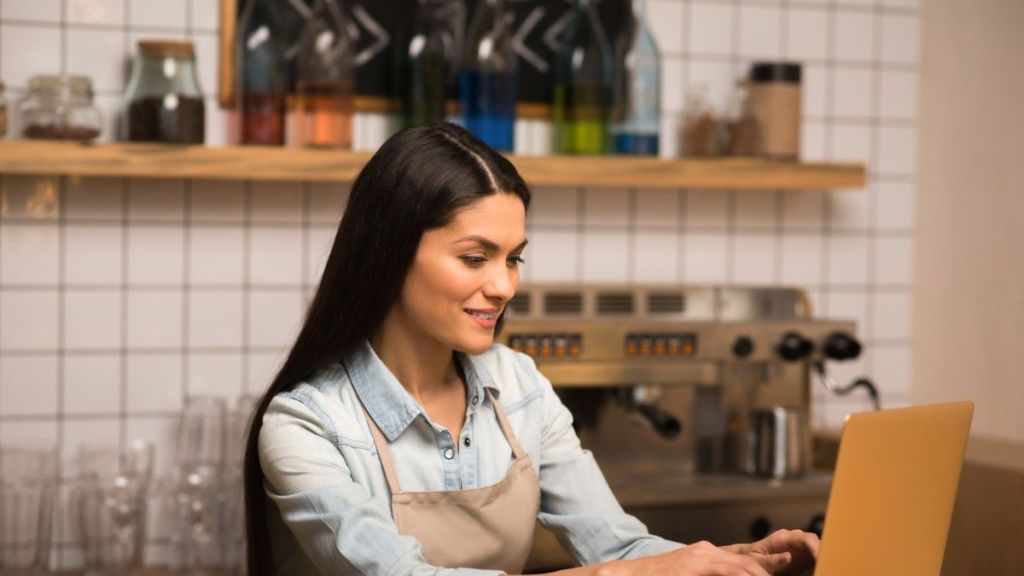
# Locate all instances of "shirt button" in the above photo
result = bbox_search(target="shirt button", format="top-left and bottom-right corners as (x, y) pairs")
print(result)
(463, 436), (472, 448)
(443, 448), (455, 460)
(472, 395), (479, 405)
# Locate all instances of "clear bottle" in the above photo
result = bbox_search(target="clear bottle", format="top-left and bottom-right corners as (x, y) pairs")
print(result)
(611, 0), (660, 156)
(553, 0), (612, 155)
(459, 0), (517, 151)
(294, 0), (356, 148)
(124, 40), (205, 144)
(399, 0), (465, 128)
(18, 75), (102, 141)
(236, 0), (287, 145)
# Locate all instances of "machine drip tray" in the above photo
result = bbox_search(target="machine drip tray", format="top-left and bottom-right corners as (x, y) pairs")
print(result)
(605, 471), (833, 507)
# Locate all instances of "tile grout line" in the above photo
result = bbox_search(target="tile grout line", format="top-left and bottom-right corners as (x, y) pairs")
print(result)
(54, 175), (68, 568)
(241, 182), (252, 394)
(182, 180), (192, 402)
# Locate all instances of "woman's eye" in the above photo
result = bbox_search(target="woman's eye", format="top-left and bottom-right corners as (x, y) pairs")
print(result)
(461, 256), (487, 267)
(507, 256), (526, 267)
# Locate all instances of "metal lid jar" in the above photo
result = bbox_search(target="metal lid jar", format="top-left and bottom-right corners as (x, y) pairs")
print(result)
(748, 62), (802, 161)
(123, 40), (205, 144)
(17, 75), (102, 141)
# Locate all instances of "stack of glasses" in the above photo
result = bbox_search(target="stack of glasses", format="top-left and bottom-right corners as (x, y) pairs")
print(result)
(170, 394), (258, 575)
(72, 440), (155, 576)
(0, 446), (58, 575)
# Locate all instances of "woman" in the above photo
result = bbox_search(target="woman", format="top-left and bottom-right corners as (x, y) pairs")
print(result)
(243, 122), (819, 576)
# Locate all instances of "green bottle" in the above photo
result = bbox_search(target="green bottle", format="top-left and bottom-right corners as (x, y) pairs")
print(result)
(553, 0), (612, 154)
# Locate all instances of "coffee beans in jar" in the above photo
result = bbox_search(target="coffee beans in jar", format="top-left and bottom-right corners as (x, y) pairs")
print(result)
(18, 75), (102, 141)
(123, 40), (205, 144)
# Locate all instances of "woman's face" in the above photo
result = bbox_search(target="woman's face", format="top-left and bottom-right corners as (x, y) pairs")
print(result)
(394, 193), (527, 356)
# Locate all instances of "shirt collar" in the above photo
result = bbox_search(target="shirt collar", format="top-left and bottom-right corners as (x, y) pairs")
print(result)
(345, 341), (501, 442)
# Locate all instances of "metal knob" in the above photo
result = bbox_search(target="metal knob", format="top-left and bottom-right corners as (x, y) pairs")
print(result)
(732, 335), (755, 359)
(822, 331), (862, 361)
(776, 331), (814, 361)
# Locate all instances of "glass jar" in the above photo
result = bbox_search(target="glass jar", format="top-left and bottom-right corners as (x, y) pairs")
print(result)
(18, 75), (102, 141)
(123, 40), (205, 144)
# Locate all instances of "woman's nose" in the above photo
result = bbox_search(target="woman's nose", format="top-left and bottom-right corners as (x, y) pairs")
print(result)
(485, 263), (517, 301)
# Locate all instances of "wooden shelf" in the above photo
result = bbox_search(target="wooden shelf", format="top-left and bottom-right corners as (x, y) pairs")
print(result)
(0, 140), (865, 190)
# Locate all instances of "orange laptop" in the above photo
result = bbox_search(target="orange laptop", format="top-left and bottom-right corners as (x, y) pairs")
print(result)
(814, 401), (974, 576)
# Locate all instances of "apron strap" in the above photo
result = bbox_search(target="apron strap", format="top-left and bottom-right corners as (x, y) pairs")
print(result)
(487, 389), (528, 461)
(359, 402), (405, 494)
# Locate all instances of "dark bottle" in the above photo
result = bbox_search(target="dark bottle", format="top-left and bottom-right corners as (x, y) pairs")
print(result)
(294, 0), (356, 148)
(459, 0), (517, 151)
(236, 0), (287, 145)
(553, 0), (612, 155)
(611, 0), (660, 155)
(124, 40), (205, 144)
(398, 0), (466, 128)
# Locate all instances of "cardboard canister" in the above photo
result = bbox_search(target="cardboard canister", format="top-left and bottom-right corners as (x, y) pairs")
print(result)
(748, 62), (802, 160)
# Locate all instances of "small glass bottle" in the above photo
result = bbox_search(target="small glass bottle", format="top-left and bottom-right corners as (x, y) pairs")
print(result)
(399, 0), (465, 128)
(236, 0), (287, 145)
(124, 40), (205, 144)
(459, 0), (517, 151)
(553, 0), (612, 155)
(611, 0), (661, 156)
(18, 75), (102, 141)
(293, 0), (356, 148)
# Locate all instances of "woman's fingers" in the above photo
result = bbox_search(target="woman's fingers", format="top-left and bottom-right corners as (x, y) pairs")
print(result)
(751, 551), (792, 572)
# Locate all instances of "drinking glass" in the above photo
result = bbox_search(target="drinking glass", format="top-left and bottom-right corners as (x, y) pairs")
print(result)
(0, 445), (58, 575)
(175, 396), (228, 574)
(73, 441), (155, 576)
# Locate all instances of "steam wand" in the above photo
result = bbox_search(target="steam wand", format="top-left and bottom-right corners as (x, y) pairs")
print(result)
(813, 362), (881, 411)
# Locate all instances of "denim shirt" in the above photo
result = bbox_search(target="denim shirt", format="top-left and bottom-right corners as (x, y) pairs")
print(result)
(259, 341), (682, 576)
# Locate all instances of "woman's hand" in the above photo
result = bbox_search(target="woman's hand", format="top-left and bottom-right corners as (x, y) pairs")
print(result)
(598, 540), (789, 576)
(724, 529), (819, 576)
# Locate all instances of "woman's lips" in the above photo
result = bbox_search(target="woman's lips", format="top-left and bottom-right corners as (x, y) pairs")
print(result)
(464, 308), (499, 328)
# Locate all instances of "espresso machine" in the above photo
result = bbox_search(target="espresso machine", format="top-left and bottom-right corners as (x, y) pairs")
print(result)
(501, 284), (869, 570)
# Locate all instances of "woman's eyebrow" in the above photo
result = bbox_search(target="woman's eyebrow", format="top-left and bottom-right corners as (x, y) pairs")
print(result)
(453, 235), (529, 251)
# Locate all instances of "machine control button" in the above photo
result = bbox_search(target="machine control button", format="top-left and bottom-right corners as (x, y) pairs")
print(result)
(749, 516), (773, 541)
(732, 335), (755, 359)
(823, 331), (862, 361)
(777, 331), (814, 361)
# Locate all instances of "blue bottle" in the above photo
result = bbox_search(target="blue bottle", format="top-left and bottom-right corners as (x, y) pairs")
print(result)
(611, 0), (661, 155)
(459, 0), (517, 151)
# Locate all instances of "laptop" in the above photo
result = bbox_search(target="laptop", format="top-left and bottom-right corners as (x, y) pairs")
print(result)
(814, 401), (974, 576)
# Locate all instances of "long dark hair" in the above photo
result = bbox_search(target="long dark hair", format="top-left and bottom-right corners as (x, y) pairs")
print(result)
(242, 122), (531, 575)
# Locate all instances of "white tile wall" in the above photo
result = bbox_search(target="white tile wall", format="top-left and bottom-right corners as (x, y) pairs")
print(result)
(0, 0), (921, 569)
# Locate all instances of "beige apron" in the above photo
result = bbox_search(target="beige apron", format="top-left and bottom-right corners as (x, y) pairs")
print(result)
(361, 389), (540, 573)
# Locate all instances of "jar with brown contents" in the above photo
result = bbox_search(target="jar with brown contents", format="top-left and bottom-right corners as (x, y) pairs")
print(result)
(748, 62), (802, 161)
(18, 75), (102, 141)
(123, 40), (205, 144)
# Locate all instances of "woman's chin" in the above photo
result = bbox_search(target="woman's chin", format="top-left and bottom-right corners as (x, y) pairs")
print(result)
(457, 336), (496, 356)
